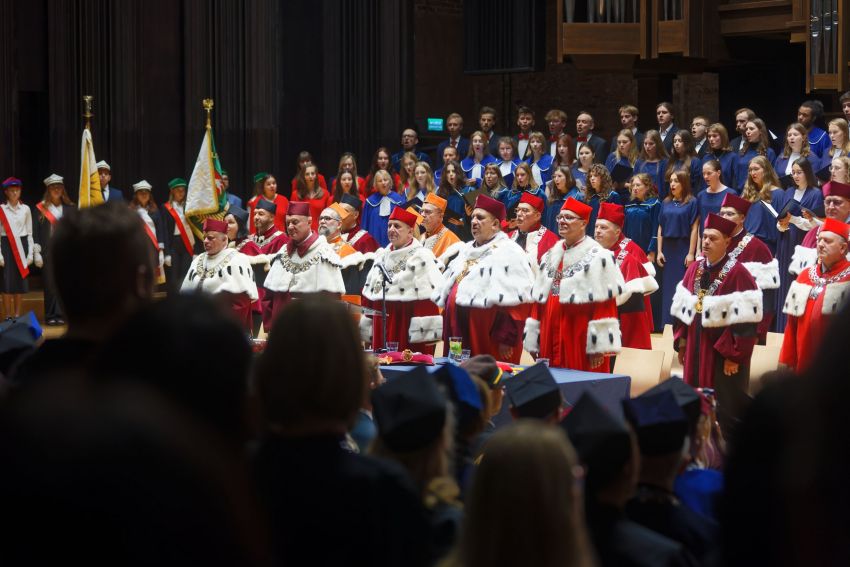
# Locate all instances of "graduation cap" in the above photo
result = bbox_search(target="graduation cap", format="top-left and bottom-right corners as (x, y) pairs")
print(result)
(642, 378), (701, 434)
(504, 362), (562, 420)
(228, 205), (249, 227)
(561, 392), (632, 477)
(462, 188), (486, 209)
(622, 390), (688, 456)
(340, 193), (362, 212)
(371, 366), (447, 452)
(400, 197), (423, 211)
(610, 162), (634, 184)
(0, 312), (42, 376)
(433, 364), (483, 428)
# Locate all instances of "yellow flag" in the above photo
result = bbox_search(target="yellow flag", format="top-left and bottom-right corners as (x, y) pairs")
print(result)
(78, 128), (103, 208)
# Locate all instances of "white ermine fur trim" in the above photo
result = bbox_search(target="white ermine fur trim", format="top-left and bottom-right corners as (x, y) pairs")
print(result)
(408, 315), (443, 343)
(359, 315), (373, 343)
(782, 281), (812, 317)
(617, 274), (659, 305)
(821, 280), (850, 315)
(642, 261), (657, 278)
(789, 245), (817, 276)
(263, 236), (346, 295)
(247, 253), (270, 266)
(671, 282), (699, 326)
(531, 238), (625, 305)
(339, 250), (370, 270)
(433, 232), (535, 308)
(523, 318), (540, 354)
(181, 249), (259, 301)
(743, 259), (780, 290)
(700, 288), (763, 328)
(586, 317), (622, 355)
(437, 241), (465, 270)
(363, 240), (444, 302)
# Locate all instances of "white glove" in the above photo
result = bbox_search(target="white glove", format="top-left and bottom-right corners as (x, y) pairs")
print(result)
(34, 251), (43, 268)
(164, 255), (172, 267)
(0, 255), (6, 268)
(26, 255), (33, 267)
(158, 250), (164, 267)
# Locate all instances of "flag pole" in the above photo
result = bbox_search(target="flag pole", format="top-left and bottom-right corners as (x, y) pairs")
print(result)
(203, 98), (213, 129)
(82, 95), (94, 131)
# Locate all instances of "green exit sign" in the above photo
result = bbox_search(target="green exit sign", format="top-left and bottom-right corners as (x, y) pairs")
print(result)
(427, 118), (444, 132)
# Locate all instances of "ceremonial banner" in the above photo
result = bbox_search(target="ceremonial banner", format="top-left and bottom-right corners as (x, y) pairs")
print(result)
(185, 122), (227, 238)
(78, 128), (103, 208)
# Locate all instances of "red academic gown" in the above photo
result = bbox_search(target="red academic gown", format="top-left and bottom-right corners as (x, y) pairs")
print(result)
(728, 229), (778, 341)
(290, 189), (333, 231)
(289, 174), (328, 195)
(508, 224), (560, 264)
(611, 236), (657, 350)
(248, 194), (290, 234)
(780, 257), (850, 371)
(343, 225), (380, 255)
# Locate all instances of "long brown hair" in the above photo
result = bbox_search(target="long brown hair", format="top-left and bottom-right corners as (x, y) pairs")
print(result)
(740, 155), (780, 203)
(437, 160), (464, 199)
(781, 123), (812, 159)
(587, 163), (613, 199)
(41, 185), (73, 206)
(665, 130), (698, 182)
(294, 164), (325, 200)
(665, 169), (694, 204)
(512, 162), (539, 190)
(638, 130), (670, 161)
(130, 190), (158, 212)
(554, 133), (575, 167)
(741, 119), (771, 157)
(547, 165), (576, 204)
(614, 129), (639, 165)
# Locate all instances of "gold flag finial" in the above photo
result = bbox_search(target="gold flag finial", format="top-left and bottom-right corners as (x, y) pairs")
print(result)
(203, 98), (214, 128)
(83, 95), (94, 130)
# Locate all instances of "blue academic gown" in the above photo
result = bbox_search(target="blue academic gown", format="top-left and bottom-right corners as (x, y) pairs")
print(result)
(624, 197), (661, 253)
(362, 192), (405, 248)
(526, 154), (554, 188)
(570, 164), (590, 192)
(461, 154), (497, 188)
(659, 198), (699, 326)
(391, 149), (430, 173)
(666, 157), (704, 195)
(808, 126), (830, 158)
(734, 146), (776, 191)
(773, 186), (825, 330)
(696, 187), (737, 233)
(704, 150), (737, 189)
(495, 186), (546, 221)
(743, 191), (783, 255)
(634, 159), (669, 200)
(586, 192), (623, 236)
(496, 158), (519, 189)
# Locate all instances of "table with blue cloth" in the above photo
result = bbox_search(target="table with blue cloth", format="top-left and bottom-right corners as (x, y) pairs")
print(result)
(380, 357), (631, 425)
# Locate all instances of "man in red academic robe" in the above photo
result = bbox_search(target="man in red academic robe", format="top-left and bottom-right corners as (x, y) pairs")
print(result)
(434, 194), (536, 364)
(523, 198), (625, 372)
(339, 193), (380, 255)
(594, 202), (657, 350)
(672, 213), (762, 434)
(360, 207), (444, 354)
(507, 192), (560, 264)
(780, 217), (850, 372)
(789, 180), (850, 275)
(252, 200), (289, 255)
(718, 193), (779, 341)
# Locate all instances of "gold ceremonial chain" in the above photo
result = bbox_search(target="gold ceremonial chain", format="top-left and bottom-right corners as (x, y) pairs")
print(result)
(548, 246), (598, 296)
(274, 249), (322, 274)
(454, 247), (492, 285)
(254, 230), (282, 247)
(370, 249), (416, 294)
(195, 250), (235, 288)
(693, 256), (737, 314)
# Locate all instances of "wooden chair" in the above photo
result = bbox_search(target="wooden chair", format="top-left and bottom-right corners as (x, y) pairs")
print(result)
(613, 347), (665, 397)
(749, 345), (781, 396)
(765, 332), (784, 347)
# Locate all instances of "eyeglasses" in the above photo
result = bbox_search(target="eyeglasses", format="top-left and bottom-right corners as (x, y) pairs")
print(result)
(318, 215), (339, 222)
(557, 214), (583, 223)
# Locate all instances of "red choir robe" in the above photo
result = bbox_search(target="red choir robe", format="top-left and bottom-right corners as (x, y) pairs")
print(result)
(524, 237), (625, 372)
(181, 248), (259, 330)
(261, 233), (346, 330)
(361, 239), (444, 355)
(434, 232), (536, 364)
(672, 255), (762, 389)
(331, 176), (368, 201)
(610, 236), (658, 350)
(780, 257), (850, 371)
(290, 188), (334, 231)
(507, 223), (560, 264)
(728, 229), (780, 340)
(290, 174), (328, 196)
(248, 194), (290, 234)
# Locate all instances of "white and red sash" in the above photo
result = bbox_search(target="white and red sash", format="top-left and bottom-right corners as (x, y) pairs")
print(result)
(35, 202), (58, 226)
(164, 202), (194, 255)
(0, 206), (28, 279)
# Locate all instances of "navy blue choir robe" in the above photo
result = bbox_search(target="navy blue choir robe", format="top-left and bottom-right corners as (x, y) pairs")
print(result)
(461, 154), (497, 189)
(497, 158), (519, 188)
(665, 157), (704, 196)
(733, 146), (776, 190)
(743, 191), (783, 255)
(704, 150), (737, 189)
(696, 187), (738, 234)
(634, 159), (669, 199)
(526, 153), (554, 188)
(624, 197), (661, 253)
(807, 126), (830, 158)
(571, 164), (589, 192)
(586, 192), (624, 236)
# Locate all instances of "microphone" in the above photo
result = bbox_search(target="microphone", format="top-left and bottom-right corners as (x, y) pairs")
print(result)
(377, 262), (393, 284)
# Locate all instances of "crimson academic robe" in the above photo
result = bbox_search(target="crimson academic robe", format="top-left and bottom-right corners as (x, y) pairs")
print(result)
(434, 232), (536, 364)
(524, 237), (625, 372)
(728, 230), (779, 340)
(610, 236), (658, 350)
(360, 240), (443, 355)
(780, 257), (850, 371)
(343, 226), (380, 255)
(248, 194), (290, 234)
(508, 224), (560, 264)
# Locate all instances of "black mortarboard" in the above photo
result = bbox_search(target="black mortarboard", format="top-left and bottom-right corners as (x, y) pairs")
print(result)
(642, 378), (701, 434)
(561, 392), (631, 474)
(228, 205), (249, 227)
(340, 193), (362, 211)
(462, 188), (486, 209)
(610, 162), (634, 184)
(255, 199), (276, 214)
(400, 197), (423, 211)
(504, 363), (562, 420)
(622, 390), (688, 456)
(371, 366), (447, 452)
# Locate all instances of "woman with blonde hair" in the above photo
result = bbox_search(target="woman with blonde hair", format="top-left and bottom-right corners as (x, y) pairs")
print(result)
(704, 123), (737, 188)
(408, 161), (438, 201)
(440, 420), (595, 567)
(826, 117), (850, 159)
(634, 129), (670, 199)
(740, 155), (783, 253)
(525, 131), (554, 188)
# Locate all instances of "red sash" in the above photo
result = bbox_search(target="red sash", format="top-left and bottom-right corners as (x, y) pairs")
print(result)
(141, 220), (159, 251)
(35, 202), (58, 226)
(0, 206), (29, 279)
(164, 202), (194, 255)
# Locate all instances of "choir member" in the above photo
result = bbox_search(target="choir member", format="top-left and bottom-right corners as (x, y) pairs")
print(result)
(696, 160), (737, 231)
(407, 161), (438, 202)
(331, 152), (367, 200)
(634, 130), (670, 199)
(672, 213), (761, 431)
(332, 171), (362, 205)
(398, 152), (419, 196)
(575, 111), (607, 164)
(514, 106), (535, 160)
(248, 172), (289, 234)
(571, 144), (595, 192)
(543, 165), (583, 233)
(797, 100), (830, 158)
(481, 163), (508, 199)
(780, 217), (850, 371)
(436, 160), (469, 240)
(609, 104), (644, 153)
(553, 133), (575, 169)
(435, 145), (460, 187)
(34, 174), (74, 326)
(705, 123), (738, 190)
(434, 194), (535, 364)
(507, 192), (559, 264)
(391, 128), (430, 172)
(461, 131), (498, 188)
(289, 150), (328, 195)
(290, 163), (333, 232)
(656, 102), (679, 154)
(624, 173), (661, 257)
(479, 106), (501, 156)
(740, 155), (783, 254)
(729, 108), (756, 154)
(774, 157), (824, 330)
(436, 112), (470, 167)
(691, 116), (710, 158)
(826, 118), (850, 161)
(585, 164), (622, 237)
(495, 136), (520, 188)
(363, 169), (405, 248)
(733, 119), (776, 190)
(523, 197), (624, 372)
(162, 177), (199, 296)
(665, 130), (703, 196)
(657, 170), (699, 327)
(605, 129), (640, 196)
(360, 207), (444, 354)
(365, 147), (401, 194)
(130, 180), (165, 286)
(525, 131), (554, 188)
(772, 123), (814, 179)
(545, 109), (572, 158)
(594, 202), (657, 350)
